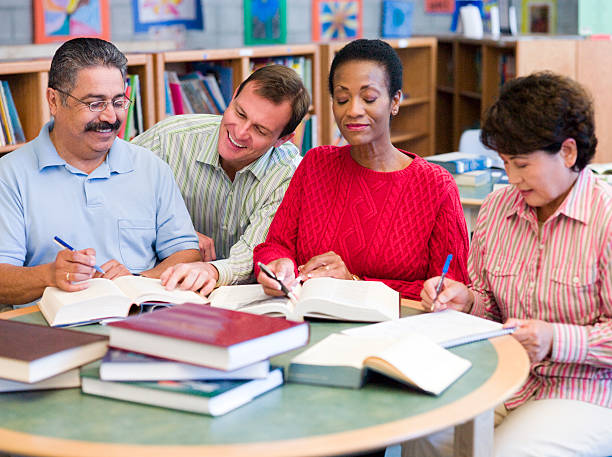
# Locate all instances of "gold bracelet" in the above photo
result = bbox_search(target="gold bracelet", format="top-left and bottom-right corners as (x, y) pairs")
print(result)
(351, 274), (360, 281)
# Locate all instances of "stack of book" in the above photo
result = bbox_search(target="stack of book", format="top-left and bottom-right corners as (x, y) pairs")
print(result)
(0, 320), (108, 392)
(81, 303), (309, 416)
(0, 80), (26, 147)
(426, 152), (504, 187)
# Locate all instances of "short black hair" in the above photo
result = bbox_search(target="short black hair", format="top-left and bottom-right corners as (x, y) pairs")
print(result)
(481, 72), (597, 171)
(328, 39), (402, 98)
(49, 38), (127, 96)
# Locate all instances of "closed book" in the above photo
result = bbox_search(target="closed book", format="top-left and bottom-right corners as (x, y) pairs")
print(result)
(288, 333), (471, 395)
(0, 369), (80, 393)
(342, 309), (515, 348)
(209, 278), (399, 323)
(107, 303), (309, 371)
(426, 152), (493, 174)
(82, 366), (283, 416)
(100, 349), (270, 381)
(0, 320), (108, 383)
(39, 276), (208, 327)
(453, 170), (491, 186)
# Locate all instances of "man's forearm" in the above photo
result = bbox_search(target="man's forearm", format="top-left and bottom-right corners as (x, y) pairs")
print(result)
(141, 249), (201, 278)
(0, 263), (54, 305)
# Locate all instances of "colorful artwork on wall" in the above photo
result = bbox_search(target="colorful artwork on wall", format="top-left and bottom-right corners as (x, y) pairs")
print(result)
(382, 0), (414, 38)
(33, 0), (110, 44)
(132, 0), (203, 33)
(244, 0), (287, 45)
(312, 0), (363, 42)
(521, 0), (556, 34)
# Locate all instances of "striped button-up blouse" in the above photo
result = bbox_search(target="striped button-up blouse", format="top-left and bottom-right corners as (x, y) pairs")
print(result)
(469, 169), (611, 409)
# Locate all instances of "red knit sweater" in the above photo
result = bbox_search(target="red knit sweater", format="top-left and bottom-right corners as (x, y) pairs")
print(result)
(253, 145), (470, 299)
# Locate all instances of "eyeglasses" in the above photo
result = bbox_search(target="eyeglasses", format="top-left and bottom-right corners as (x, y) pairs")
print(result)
(53, 87), (131, 112)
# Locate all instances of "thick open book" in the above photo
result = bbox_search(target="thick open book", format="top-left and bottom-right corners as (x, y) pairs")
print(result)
(288, 333), (471, 395)
(39, 276), (208, 327)
(341, 309), (515, 347)
(208, 278), (399, 322)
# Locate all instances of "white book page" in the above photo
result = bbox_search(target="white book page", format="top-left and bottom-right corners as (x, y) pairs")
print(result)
(368, 333), (472, 395)
(290, 334), (396, 368)
(113, 276), (207, 305)
(208, 284), (292, 316)
(342, 309), (505, 347)
(298, 278), (399, 321)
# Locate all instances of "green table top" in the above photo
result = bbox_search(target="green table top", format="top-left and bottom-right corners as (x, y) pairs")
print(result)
(0, 311), (498, 448)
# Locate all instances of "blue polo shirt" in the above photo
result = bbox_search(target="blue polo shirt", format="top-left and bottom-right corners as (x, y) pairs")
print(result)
(0, 122), (198, 272)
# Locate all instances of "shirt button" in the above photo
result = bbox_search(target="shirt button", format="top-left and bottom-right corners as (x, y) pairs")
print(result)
(494, 266), (500, 272)
(572, 277), (580, 284)
(539, 244), (544, 249)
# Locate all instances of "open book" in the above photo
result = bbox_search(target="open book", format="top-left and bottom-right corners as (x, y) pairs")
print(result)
(208, 278), (399, 322)
(39, 276), (208, 327)
(288, 333), (471, 395)
(341, 309), (515, 347)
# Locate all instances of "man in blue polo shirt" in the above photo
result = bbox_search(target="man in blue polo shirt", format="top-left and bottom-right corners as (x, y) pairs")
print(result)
(0, 38), (200, 308)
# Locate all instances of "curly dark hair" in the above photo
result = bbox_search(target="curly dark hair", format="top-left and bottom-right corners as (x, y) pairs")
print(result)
(480, 71), (597, 171)
(328, 39), (402, 98)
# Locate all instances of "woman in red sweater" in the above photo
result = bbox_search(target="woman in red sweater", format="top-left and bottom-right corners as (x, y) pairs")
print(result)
(254, 39), (469, 300)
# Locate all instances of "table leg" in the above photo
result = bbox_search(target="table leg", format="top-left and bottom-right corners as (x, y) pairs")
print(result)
(453, 409), (494, 457)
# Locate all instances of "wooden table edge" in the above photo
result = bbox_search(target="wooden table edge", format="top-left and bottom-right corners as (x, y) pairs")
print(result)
(0, 303), (530, 457)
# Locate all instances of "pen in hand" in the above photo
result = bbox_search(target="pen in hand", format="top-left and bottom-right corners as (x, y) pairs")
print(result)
(257, 262), (298, 305)
(433, 254), (453, 307)
(53, 236), (105, 274)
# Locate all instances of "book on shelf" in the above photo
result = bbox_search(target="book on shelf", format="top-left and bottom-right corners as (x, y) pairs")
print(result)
(163, 72), (175, 115)
(107, 303), (309, 371)
(117, 84), (131, 140)
(179, 77), (215, 114)
(426, 152), (496, 174)
(453, 169), (491, 187)
(288, 333), (471, 395)
(1, 81), (25, 144)
(0, 81), (14, 145)
(193, 62), (233, 107)
(166, 71), (186, 115)
(81, 365), (284, 416)
(39, 275), (208, 327)
(0, 369), (80, 393)
(0, 320), (108, 383)
(100, 349), (270, 381)
(342, 309), (515, 348)
(200, 73), (227, 112)
(208, 277), (399, 323)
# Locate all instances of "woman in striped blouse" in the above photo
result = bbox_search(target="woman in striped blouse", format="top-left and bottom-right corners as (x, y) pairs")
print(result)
(419, 72), (612, 457)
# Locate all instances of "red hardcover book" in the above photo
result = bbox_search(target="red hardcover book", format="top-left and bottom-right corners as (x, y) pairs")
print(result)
(0, 320), (108, 383)
(107, 303), (309, 371)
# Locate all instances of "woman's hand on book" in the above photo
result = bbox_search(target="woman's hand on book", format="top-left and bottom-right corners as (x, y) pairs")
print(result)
(420, 276), (473, 313)
(257, 258), (297, 297)
(503, 318), (553, 363)
(298, 251), (353, 281)
(160, 262), (219, 296)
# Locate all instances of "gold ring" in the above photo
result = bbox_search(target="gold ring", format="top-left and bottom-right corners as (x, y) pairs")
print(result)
(325, 265), (330, 271)
(66, 271), (70, 282)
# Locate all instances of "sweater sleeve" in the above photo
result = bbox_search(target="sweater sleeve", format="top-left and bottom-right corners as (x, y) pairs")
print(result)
(253, 156), (307, 277)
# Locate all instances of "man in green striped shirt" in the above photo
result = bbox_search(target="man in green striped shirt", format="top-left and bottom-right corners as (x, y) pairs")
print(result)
(132, 65), (310, 295)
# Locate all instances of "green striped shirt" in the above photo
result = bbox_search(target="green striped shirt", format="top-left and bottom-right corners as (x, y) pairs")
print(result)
(132, 114), (300, 285)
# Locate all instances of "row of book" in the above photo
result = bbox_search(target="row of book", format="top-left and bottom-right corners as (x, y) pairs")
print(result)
(0, 304), (308, 416)
(117, 74), (145, 142)
(0, 80), (26, 147)
(250, 55), (313, 99)
(164, 70), (228, 117)
(498, 54), (516, 88)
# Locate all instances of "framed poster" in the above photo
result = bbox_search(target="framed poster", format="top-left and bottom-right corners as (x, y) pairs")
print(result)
(33, 0), (110, 44)
(244, 0), (286, 45)
(382, 0), (414, 38)
(132, 0), (203, 33)
(521, 0), (556, 34)
(312, 0), (363, 42)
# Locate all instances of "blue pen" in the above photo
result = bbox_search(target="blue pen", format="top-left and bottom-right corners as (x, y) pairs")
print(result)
(53, 236), (105, 274)
(433, 254), (453, 304)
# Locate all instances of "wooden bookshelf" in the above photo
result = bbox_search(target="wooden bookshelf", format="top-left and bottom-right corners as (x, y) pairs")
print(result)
(153, 44), (321, 147)
(319, 37), (437, 157)
(0, 54), (155, 155)
(435, 35), (612, 163)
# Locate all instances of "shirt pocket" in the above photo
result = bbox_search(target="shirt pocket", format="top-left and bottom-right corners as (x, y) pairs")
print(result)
(484, 256), (523, 309)
(549, 263), (598, 323)
(118, 219), (156, 271)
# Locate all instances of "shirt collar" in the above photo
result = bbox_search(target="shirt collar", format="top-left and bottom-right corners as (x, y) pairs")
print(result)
(35, 121), (134, 176)
(505, 168), (593, 224)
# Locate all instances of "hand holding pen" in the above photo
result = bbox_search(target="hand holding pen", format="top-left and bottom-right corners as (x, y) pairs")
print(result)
(256, 260), (299, 305)
(53, 236), (104, 290)
(420, 254), (474, 313)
